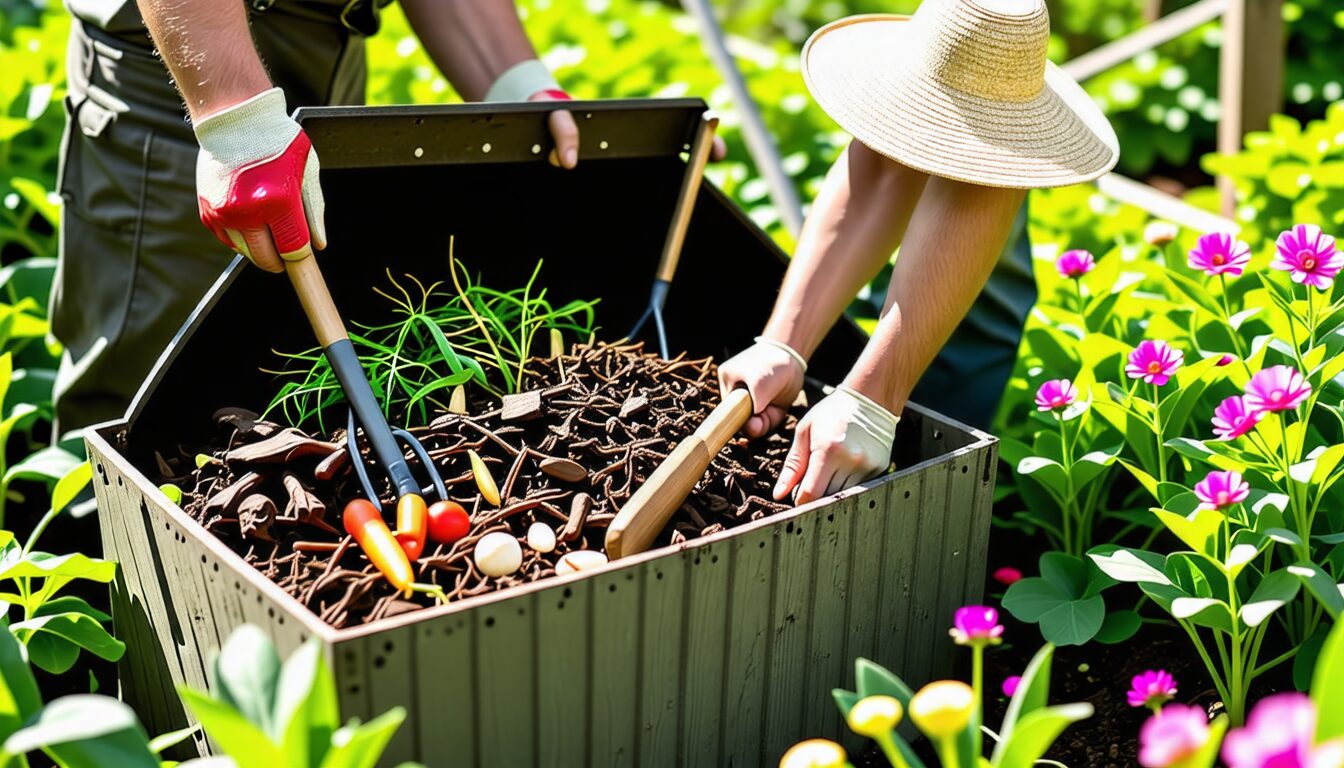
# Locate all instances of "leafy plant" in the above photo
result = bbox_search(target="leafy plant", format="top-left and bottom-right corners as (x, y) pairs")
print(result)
(1002, 551), (1140, 647)
(267, 244), (597, 430)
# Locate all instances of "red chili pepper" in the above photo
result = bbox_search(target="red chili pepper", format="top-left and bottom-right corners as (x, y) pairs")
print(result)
(343, 499), (414, 595)
(395, 493), (428, 560)
(427, 500), (471, 545)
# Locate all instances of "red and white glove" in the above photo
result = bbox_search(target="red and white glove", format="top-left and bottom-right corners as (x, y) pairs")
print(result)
(484, 60), (580, 169)
(194, 88), (325, 272)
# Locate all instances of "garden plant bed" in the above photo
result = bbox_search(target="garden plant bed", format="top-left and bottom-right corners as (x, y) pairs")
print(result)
(162, 341), (799, 628)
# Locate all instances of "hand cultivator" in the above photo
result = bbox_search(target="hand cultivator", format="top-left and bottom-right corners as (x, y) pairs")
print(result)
(627, 115), (719, 358)
(284, 249), (450, 596)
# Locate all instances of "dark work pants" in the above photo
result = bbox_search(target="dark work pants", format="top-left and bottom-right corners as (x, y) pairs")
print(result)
(52, 8), (368, 433)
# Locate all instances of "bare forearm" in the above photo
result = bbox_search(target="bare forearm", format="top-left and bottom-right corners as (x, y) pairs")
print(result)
(845, 179), (1026, 413)
(401, 0), (541, 101)
(763, 141), (927, 357)
(136, 0), (270, 120)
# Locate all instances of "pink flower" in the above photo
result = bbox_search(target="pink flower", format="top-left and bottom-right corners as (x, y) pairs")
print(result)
(1194, 471), (1250, 511)
(1245, 365), (1312, 413)
(949, 605), (1003, 647)
(1002, 676), (1022, 698)
(1126, 340), (1184, 386)
(1128, 670), (1179, 709)
(1189, 232), (1252, 277)
(1035, 379), (1078, 412)
(1222, 693), (1322, 768)
(1273, 224), (1342, 290)
(1140, 705), (1211, 768)
(1057, 249), (1096, 279)
(992, 567), (1023, 586)
(1212, 395), (1264, 441)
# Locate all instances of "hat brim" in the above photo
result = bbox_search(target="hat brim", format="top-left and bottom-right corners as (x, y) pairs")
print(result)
(801, 14), (1119, 189)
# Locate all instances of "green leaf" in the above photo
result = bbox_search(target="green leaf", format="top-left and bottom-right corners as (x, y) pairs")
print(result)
(50, 462), (91, 516)
(178, 688), (282, 766)
(147, 724), (201, 755)
(831, 688), (859, 719)
(1153, 508), (1223, 556)
(211, 625), (280, 740)
(1040, 553), (1089, 598)
(1016, 457), (1069, 496)
(0, 552), (115, 584)
(11, 612), (126, 673)
(995, 644), (1053, 756)
(990, 703), (1093, 768)
(275, 639), (339, 767)
(1166, 270), (1224, 317)
(1094, 609), (1142, 644)
(1240, 571), (1300, 627)
(317, 708), (406, 768)
(1172, 597), (1233, 633)
(1037, 595), (1105, 646)
(0, 623), (41, 744)
(1288, 563), (1344, 619)
(2, 446), (81, 488)
(854, 658), (914, 706)
(1313, 618), (1344, 741)
(4, 695), (158, 768)
(1088, 548), (1172, 585)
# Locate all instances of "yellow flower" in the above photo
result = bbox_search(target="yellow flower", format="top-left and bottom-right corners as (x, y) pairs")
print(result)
(909, 680), (975, 741)
(847, 695), (904, 739)
(779, 739), (848, 768)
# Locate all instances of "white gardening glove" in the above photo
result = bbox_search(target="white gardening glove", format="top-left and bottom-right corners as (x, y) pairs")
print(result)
(195, 87), (326, 272)
(775, 384), (899, 504)
(718, 336), (808, 439)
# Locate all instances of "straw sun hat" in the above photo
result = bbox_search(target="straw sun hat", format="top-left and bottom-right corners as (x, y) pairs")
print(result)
(801, 0), (1119, 188)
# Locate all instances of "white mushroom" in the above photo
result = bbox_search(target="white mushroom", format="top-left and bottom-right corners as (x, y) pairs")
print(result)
(556, 550), (608, 575)
(527, 522), (557, 554)
(474, 532), (523, 578)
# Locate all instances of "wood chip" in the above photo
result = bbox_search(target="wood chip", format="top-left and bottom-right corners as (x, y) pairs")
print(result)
(619, 395), (649, 419)
(281, 473), (336, 534)
(449, 385), (468, 415)
(238, 495), (277, 542)
(560, 492), (591, 542)
(314, 448), (350, 482)
(225, 428), (339, 464)
(202, 472), (264, 517)
(500, 390), (544, 422)
(538, 457), (587, 483)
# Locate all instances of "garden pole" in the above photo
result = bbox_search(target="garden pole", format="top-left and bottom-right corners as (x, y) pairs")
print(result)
(679, 0), (805, 237)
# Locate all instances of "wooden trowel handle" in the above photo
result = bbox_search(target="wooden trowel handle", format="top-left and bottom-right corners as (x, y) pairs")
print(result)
(606, 387), (753, 559)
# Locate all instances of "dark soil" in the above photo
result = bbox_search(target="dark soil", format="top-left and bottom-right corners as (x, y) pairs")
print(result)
(160, 341), (799, 628)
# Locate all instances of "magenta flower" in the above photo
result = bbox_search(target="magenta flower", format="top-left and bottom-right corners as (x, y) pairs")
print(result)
(1056, 249), (1096, 279)
(949, 605), (1003, 647)
(1128, 670), (1179, 709)
(1273, 224), (1342, 290)
(1216, 354), (1236, 367)
(992, 566), (1023, 586)
(1126, 340), (1184, 386)
(1002, 676), (1022, 698)
(1140, 705), (1211, 768)
(1212, 395), (1264, 441)
(1245, 365), (1312, 413)
(1035, 379), (1078, 412)
(1194, 471), (1250, 511)
(1189, 232), (1252, 277)
(1222, 693), (1324, 768)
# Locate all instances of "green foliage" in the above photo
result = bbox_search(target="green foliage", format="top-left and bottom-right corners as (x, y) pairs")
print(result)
(267, 252), (597, 430)
(1200, 105), (1344, 244)
(1002, 552), (1138, 646)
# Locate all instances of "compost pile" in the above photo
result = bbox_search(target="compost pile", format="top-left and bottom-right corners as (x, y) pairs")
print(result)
(161, 341), (798, 628)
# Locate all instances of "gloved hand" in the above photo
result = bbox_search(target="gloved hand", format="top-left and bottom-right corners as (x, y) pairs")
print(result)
(775, 384), (899, 505)
(195, 87), (325, 272)
(718, 337), (807, 439)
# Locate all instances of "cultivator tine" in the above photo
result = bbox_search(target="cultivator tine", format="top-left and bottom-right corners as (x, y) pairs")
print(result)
(347, 408), (384, 511)
(393, 428), (448, 501)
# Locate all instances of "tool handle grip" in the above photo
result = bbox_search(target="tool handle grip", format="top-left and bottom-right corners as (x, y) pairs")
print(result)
(655, 116), (719, 284)
(606, 388), (752, 559)
(283, 244), (348, 347)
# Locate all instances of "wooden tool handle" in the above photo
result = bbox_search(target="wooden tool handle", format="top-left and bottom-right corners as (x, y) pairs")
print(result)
(606, 387), (752, 559)
(655, 116), (720, 283)
(283, 245), (349, 347)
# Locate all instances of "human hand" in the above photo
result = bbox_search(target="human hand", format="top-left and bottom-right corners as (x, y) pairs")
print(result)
(528, 89), (580, 170)
(194, 88), (324, 272)
(718, 337), (807, 439)
(774, 385), (899, 505)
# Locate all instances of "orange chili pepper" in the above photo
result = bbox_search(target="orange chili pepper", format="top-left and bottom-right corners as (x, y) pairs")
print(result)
(395, 493), (428, 560)
(343, 499), (414, 596)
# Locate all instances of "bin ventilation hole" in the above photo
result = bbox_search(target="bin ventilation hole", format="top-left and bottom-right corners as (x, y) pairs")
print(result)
(267, 608), (275, 619)
(482, 142), (492, 153)
(164, 522), (170, 531)
(345, 651), (356, 662)
(599, 140), (609, 150)
(563, 587), (573, 599)
(711, 555), (719, 564)
(384, 641), (394, 653)
(655, 572), (663, 580)
(212, 563), (219, 572)
(349, 685), (360, 695)
(277, 616), (284, 625)
(868, 500), (877, 510)
(933, 429), (944, 440)
(827, 513), (834, 523)
(200, 555), (207, 564)
(904, 490), (912, 499)
(626, 572), (634, 581)
(518, 607), (526, 616)
(785, 522), (794, 534)
(608, 584), (617, 593)
(234, 582), (241, 591)
(962, 465), (969, 474)
(116, 475), (123, 487)
(413, 147), (424, 158)
(531, 144), (542, 154)
(694, 557), (701, 565)
(485, 617), (496, 628)
(414, 118), (423, 125)
(758, 541), (766, 549)
(557, 601), (565, 610)
(444, 627), (453, 636)
(374, 657), (385, 669)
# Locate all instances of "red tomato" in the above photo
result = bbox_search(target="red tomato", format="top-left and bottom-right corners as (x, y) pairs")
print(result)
(427, 500), (471, 544)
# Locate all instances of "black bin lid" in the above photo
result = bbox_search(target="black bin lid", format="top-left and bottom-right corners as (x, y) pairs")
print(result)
(123, 99), (866, 464)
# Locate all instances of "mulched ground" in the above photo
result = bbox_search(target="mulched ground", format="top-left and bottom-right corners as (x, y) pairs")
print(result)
(158, 342), (800, 628)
